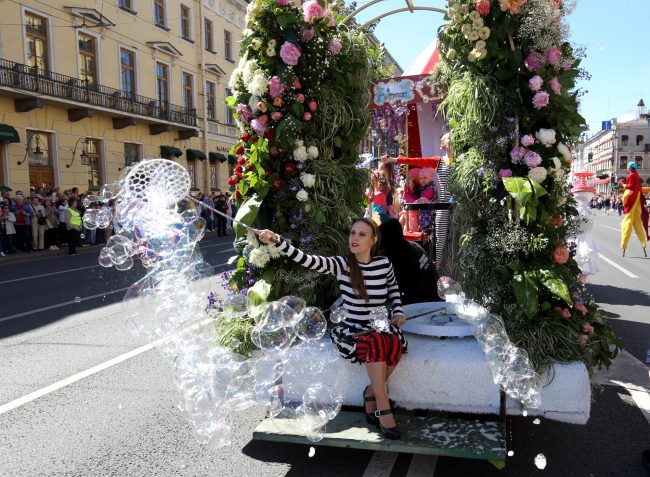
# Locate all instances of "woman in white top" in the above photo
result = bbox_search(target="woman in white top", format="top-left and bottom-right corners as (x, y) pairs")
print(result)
(57, 198), (69, 246)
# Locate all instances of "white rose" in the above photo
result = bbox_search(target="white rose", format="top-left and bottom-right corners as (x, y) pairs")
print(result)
(295, 139), (304, 147)
(268, 39), (277, 48)
(296, 189), (309, 202)
(528, 166), (548, 183)
(557, 142), (572, 162)
(251, 38), (262, 50)
(478, 26), (491, 40)
(468, 30), (480, 41)
(301, 173), (316, 188)
(469, 10), (480, 21)
(461, 23), (472, 35)
(550, 156), (562, 171)
(266, 47), (276, 57)
(535, 128), (557, 147)
(475, 40), (486, 51)
(293, 145), (308, 162)
(459, 5), (469, 15)
(307, 145), (319, 159)
(477, 49), (487, 60)
(472, 18), (484, 29)
(452, 13), (463, 24)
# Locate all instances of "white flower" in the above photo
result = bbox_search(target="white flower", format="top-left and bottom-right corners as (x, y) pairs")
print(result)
(266, 47), (276, 57)
(557, 142), (572, 162)
(250, 38), (262, 50)
(247, 71), (268, 96)
(468, 30), (480, 41)
(452, 13), (463, 23)
(248, 95), (259, 109)
(306, 145), (319, 159)
(242, 29), (254, 37)
(475, 40), (486, 51)
(478, 26), (491, 40)
(301, 173), (316, 188)
(459, 5), (469, 15)
(293, 145), (308, 162)
(268, 39), (277, 48)
(228, 68), (242, 91)
(472, 18), (484, 29)
(267, 244), (282, 259)
(549, 156), (562, 172)
(461, 23), (472, 35)
(469, 10), (481, 21)
(246, 231), (259, 247)
(535, 128), (557, 147)
(295, 139), (304, 147)
(528, 166), (548, 183)
(296, 189), (309, 202)
(249, 247), (270, 268)
(242, 59), (258, 84)
(477, 49), (487, 59)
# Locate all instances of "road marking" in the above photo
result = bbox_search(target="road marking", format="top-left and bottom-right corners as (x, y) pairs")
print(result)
(0, 261), (230, 323)
(611, 380), (650, 425)
(406, 455), (438, 477)
(0, 265), (98, 285)
(597, 253), (639, 278)
(362, 452), (399, 477)
(0, 318), (212, 415)
(600, 224), (620, 232)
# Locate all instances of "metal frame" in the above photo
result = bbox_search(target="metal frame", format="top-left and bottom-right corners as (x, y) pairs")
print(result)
(343, 0), (445, 29)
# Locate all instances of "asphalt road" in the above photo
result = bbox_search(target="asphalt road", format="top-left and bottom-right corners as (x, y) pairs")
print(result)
(0, 217), (649, 477)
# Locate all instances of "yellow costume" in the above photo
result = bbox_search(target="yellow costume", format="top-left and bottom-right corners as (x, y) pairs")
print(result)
(620, 165), (647, 254)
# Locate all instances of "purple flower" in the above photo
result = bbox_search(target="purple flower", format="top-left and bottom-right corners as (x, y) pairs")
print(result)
(498, 169), (513, 179)
(269, 76), (285, 99)
(300, 27), (315, 42)
(510, 146), (526, 164)
(329, 38), (342, 55)
(477, 167), (485, 177)
(251, 118), (266, 135)
(276, 0), (291, 6)
(524, 151), (543, 168)
(524, 51), (546, 71)
(279, 41), (301, 66)
(532, 91), (550, 109)
(547, 46), (562, 66)
(235, 104), (253, 121)
(521, 135), (535, 147)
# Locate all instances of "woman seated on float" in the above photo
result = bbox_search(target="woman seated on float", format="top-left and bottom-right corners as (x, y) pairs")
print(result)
(257, 218), (406, 440)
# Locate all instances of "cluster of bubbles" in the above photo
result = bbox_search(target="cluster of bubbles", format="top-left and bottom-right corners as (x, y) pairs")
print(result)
(437, 277), (542, 410)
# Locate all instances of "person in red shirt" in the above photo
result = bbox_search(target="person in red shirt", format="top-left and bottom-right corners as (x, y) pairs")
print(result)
(620, 162), (647, 256)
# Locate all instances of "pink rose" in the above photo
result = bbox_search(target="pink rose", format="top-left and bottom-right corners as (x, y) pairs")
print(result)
(475, 0), (490, 16)
(296, 93), (305, 103)
(329, 38), (342, 55)
(582, 323), (594, 335)
(552, 244), (569, 265)
(300, 27), (315, 42)
(548, 76), (561, 95)
(553, 306), (571, 319)
(293, 78), (302, 89)
(308, 101), (317, 112)
(528, 75), (543, 92)
(276, 0), (291, 5)
(510, 146), (526, 164)
(258, 114), (269, 126)
(532, 90), (550, 109)
(574, 302), (588, 316)
(498, 168), (513, 178)
(547, 46), (562, 66)
(524, 150), (542, 168)
(521, 135), (535, 147)
(303, 0), (325, 23)
(271, 111), (283, 121)
(524, 51), (546, 71)
(269, 76), (285, 99)
(279, 41), (301, 66)
(273, 97), (283, 107)
(257, 101), (267, 113)
(303, 111), (312, 121)
(324, 9), (335, 27)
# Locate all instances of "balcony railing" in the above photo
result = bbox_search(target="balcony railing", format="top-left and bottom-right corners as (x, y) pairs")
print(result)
(0, 58), (197, 128)
(207, 119), (238, 139)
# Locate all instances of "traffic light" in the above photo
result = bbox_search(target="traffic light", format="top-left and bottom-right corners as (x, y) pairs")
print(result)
(588, 152), (593, 163)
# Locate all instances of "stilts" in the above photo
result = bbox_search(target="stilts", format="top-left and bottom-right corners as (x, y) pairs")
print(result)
(622, 248), (626, 257)
(644, 246), (647, 258)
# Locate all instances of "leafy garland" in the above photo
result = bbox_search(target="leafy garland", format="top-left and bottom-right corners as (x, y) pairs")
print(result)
(432, 0), (622, 374)
(220, 0), (380, 353)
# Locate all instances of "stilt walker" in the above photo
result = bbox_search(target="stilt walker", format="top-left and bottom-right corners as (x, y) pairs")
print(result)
(620, 162), (648, 257)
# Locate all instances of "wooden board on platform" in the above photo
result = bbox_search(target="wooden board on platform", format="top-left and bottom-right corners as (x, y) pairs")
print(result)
(253, 410), (506, 461)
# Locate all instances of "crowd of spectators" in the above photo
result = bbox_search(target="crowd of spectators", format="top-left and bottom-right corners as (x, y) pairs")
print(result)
(589, 192), (650, 216)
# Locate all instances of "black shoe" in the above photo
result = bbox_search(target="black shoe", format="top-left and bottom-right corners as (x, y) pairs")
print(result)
(363, 386), (378, 426)
(375, 409), (400, 440)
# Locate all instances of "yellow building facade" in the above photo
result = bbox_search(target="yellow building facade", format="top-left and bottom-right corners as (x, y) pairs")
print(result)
(0, 0), (246, 194)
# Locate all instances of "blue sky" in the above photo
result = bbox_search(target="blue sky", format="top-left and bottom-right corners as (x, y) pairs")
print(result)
(352, 0), (650, 136)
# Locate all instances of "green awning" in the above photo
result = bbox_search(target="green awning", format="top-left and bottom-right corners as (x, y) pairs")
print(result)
(160, 145), (183, 158)
(187, 149), (207, 161)
(0, 124), (20, 143)
(209, 152), (227, 163)
(228, 154), (238, 165)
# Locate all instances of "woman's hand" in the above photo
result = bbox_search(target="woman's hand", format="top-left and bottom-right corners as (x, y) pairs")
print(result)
(392, 313), (407, 327)
(257, 229), (280, 245)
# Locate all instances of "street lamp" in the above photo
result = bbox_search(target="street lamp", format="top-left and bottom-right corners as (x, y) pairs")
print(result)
(17, 132), (44, 166)
(66, 138), (89, 168)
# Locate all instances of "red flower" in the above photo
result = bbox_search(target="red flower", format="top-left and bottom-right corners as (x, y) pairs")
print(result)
(263, 128), (275, 139)
(264, 168), (273, 177)
(475, 0), (490, 16)
(271, 178), (285, 191)
(303, 111), (312, 121)
(273, 97), (283, 107)
(308, 101), (317, 112)
(235, 145), (245, 154)
(235, 190), (242, 200)
(552, 244), (569, 265)
(235, 165), (243, 174)
(284, 162), (297, 175)
(237, 156), (247, 166)
(269, 147), (282, 158)
(228, 175), (240, 186)
(296, 94), (305, 103)
(293, 78), (302, 89)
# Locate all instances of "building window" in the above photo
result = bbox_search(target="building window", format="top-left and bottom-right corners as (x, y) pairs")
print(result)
(124, 142), (141, 167)
(25, 12), (49, 73)
(637, 135), (644, 146)
(621, 135), (629, 146)
(156, 62), (169, 106)
(78, 33), (98, 84)
(204, 18), (214, 51)
(120, 48), (136, 98)
(224, 30), (233, 62)
(118, 0), (135, 12)
(206, 81), (216, 120)
(225, 88), (234, 124)
(180, 5), (191, 40)
(27, 131), (52, 166)
(154, 0), (166, 28)
(182, 72), (194, 112)
(620, 155), (628, 168)
(86, 138), (103, 190)
(635, 156), (643, 168)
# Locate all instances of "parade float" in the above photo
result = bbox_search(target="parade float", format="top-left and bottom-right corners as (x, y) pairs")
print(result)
(79, 0), (623, 468)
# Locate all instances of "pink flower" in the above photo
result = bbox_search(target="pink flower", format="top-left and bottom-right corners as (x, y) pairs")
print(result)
(582, 323), (594, 335)
(251, 118), (265, 135)
(276, 0), (291, 5)
(524, 150), (542, 168)
(271, 111), (283, 121)
(475, 0), (490, 16)
(258, 114), (269, 126)
(521, 135), (535, 147)
(510, 146), (527, 164)
(498, 168), (513, 178)
(257, 101), (267, 113)
(303, 111), (312, 121)
(553, 306), (571, 319)
(303, 0), (325, 23)
(324, 9), (335, 27)
(547, 46), (562, 66)
(499, 0), (527, 14)
(532, 90), (550, 109)
(552, 244), (569, 265)
(269, 76), (285, 99)
(308, 101), (318, 112)
(300, 27), (315, 42)
(279, 41), (301, 66)
(273, 97), (283, 107)
(296, 93), (305, 103)
(235, 104), (253, 121)
(548, 76), (561, 95)
(329, 38), (343, 55)
(293, 78), (302, 89)
(524, 51), (546, 71)
(574, 302), (588, 316)
(528, 75), (543, 92)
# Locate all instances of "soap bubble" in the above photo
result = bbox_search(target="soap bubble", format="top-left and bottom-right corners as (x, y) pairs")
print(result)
(330, 307), (346, 324)
(258, 301), (297, 331)
(115, 256), (134, 271)
(369, 306), (390, 332)
(74, 296), (81, 303)
(83, 195), (98, 208)
(222, 294), (248, 319)
(302, 383), (341, 421)
(251, 324), (291, 353)
(294, 307), (327, 341)
(534, 453), (547, 469)
(83, 209), (99, 230)
(97, 208), (113, 229)
(98, 248), (113, 268)
(278, 295), (307, 315)
(437, 276), (463, 302)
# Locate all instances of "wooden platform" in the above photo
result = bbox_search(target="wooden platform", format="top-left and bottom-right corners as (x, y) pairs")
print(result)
(253, 410), (506, 461)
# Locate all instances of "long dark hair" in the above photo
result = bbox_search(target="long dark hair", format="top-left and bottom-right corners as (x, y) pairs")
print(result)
(347, 218), (381, 302)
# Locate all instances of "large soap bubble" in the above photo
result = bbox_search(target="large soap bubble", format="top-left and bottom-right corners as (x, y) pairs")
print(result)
(278, 295), (307, 316)
(294, 307), (328, 341)
(222, 294), (248, 319)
